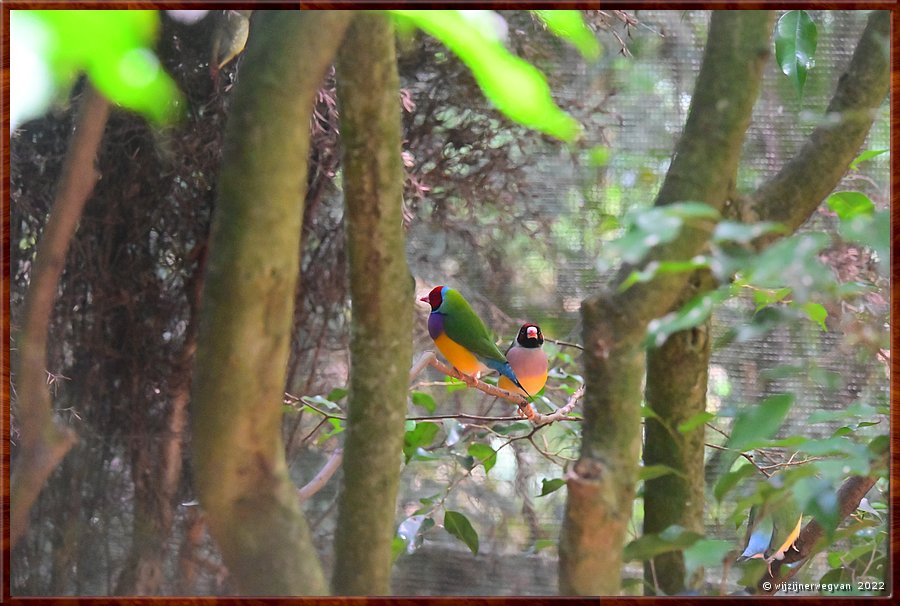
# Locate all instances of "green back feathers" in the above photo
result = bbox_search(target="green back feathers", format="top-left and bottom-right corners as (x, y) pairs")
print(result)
(441, 289), (506, 363)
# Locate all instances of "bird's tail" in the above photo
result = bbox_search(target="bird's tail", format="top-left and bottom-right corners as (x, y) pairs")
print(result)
(486, 359), (531, 398)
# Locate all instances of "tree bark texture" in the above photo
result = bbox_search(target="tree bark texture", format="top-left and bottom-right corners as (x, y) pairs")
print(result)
(643, 11), (889, 593)
(331, 14), (413, 596)
(559, 12), (774, 596)
(190, 10), (352, 595)
(10, 84), (109, 549)
(643, 301), (711, 594)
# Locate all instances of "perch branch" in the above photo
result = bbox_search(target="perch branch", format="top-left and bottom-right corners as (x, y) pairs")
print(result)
(11, 83), (110, 549)
(297, 448), (344, 502)
(759, 472), (882, 595)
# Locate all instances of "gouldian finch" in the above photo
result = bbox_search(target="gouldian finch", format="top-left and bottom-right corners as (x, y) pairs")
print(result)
(737, 497), (803, 574)
(420, 286), (529, 396)
(498, 323), (548, 397)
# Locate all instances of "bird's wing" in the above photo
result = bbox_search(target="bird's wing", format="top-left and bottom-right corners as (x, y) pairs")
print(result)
(441, 293), (507, 363)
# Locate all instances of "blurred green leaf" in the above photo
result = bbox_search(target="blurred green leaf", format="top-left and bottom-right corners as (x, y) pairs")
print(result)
(539, 477), (566, 496)
(774, 10), (817, 99)
(411, 391), (437, 413)
(639, 464), (684, 481)
(623, 525), (702, 561)
(533, 10), (600, 60)
(619, 257), (710, 292)
(793, 477), (839, 531)
(22, 10), (182, 125)
(839, 210), (889, 277)
(444, 510), (479, 555)
(678, 411), (715, 434)
(588, 145), (611, 167)
(714, 462), (756, 502)
(467, 443), (497, 474)
(326, 387), (348, 401)
(645, 286), (731, 348)
(727, 394), (794, 453)
(827, 191), (875, 220)
(493, 421), (532, 435)
(800, 302), (828, 331)
(713, 221), (787, 244)
(849, 148), (888, 170)
(390, 10), (580, 141)
(684, 539), (733, 579)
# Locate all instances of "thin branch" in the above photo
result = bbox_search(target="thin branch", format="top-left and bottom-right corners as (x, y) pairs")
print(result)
(297, 448), (343, 502)
(545, 338), (585, 351)
(11, 83), (110, 549)
(704, 442), (771, 478)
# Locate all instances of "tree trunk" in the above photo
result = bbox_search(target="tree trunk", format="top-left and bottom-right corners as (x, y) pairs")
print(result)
(11, 84), (109, 549)
(643, 289), (711, 594)
(190, 10), (352, 595)
(559, 12), (773, 595)
(331, 13), (412, 595)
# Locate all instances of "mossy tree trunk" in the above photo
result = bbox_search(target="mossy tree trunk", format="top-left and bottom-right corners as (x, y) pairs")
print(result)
(643, 281), (711, 594)
(190, 11), (352, 595)
(331, 14), (412, 595)
(643, 10), (888, 594)
(559, 12), (774, 596)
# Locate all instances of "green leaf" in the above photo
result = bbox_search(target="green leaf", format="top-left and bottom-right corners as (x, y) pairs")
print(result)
(639, 464), (683, 481)
(534, 538), (557, 553)
(827, 192), (875, 220)
(326, 387), (348, 401)
(403, 421), (440, 463)
(539, 477), (566, 496)
(678, 411), (715, 434)
(533, 10), (600, 60)
(619, 257), (710, 292)
(800, 302), (828, 330)
(411, 391), (437, 413)
(714, 462), (756, 502)
(683, 539), (734, 579)
(588, 145), (611, 167)
(839, 209), (889, 277)
(623, 525), (702, 562)
(467, 443), (497, 474)
(645, 286), (731, 348)
(444, 510), (479, 555)
(727, 393), (794, 453)
(774, 10), (817, 99)
(713, 221), (787, 244)
(396, 515), (434, 558)
(26, 11), (183, 125)
(849, 148), (888, 170)
(389, 10), (579, 141)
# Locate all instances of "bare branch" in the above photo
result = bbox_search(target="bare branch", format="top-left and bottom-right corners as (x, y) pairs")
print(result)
(297, 448), (344, 502)
(11, 83), (110, 548)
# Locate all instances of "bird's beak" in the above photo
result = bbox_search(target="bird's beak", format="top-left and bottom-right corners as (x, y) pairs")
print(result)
(527, 327), (538, 339)
(419, 296), (429, 303)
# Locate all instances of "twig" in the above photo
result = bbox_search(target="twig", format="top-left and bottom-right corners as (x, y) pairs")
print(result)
(544, 338), (585, 351)
(297, 448), (343, 502)
(704, 442), (771, 478)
